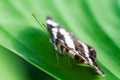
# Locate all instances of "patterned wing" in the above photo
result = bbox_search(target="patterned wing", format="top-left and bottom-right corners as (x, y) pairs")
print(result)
(73, 39), (105, 76)
(46, 16), (70, 56)
(46, 16), (105, 77)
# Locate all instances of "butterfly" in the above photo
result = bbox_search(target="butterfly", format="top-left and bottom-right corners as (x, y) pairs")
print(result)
(32, 14), (106, 77)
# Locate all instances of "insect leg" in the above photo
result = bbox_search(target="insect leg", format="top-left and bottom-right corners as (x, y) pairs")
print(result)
(55, 39), (65, 57)
(53, 49), (60, 68)
(67, 54), (72, 69)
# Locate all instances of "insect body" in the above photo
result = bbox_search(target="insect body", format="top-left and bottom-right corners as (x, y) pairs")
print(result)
(32, 14), (105, 77)
(46, 16), (105, 77)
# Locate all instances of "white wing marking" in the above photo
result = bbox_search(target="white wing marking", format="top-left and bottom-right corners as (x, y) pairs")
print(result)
(46, 19), (58, 26)
(52, 28), (58, 39)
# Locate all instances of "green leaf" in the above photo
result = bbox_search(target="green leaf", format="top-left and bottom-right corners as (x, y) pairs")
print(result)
(0, 45), (29, 80)
(0, 0), (120, 80)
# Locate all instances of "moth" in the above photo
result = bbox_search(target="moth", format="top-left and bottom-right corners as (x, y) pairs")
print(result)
(32, 14), (105, 77)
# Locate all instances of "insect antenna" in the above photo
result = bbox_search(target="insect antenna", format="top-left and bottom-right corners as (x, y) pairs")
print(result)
(32, 13), (47, 31)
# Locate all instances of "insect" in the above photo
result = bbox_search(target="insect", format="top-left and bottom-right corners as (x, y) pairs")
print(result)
(32, 14), (106, 77)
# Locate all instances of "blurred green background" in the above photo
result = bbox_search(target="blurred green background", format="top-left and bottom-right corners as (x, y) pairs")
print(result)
(0, 0), (120, 80)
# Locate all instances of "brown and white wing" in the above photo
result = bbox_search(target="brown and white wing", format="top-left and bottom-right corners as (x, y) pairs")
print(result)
(46, 16), (105, 77)
(73, 40), (105, 77)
